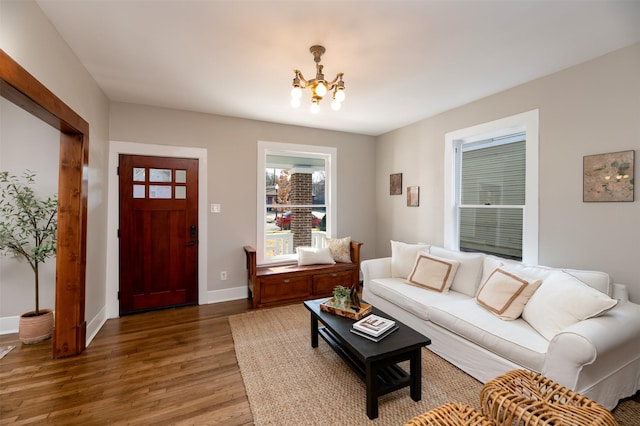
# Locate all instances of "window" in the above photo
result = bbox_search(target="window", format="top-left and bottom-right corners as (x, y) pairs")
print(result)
(257, 141), (336, 265)
(444, 110), (539, 264)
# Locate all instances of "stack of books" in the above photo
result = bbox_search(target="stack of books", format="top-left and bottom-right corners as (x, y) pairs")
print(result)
(350, 314), (399, 342)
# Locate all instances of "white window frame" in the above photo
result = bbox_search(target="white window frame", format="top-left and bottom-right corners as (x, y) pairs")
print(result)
(257, 140), (337, 266)
(444, 110), (539, 264)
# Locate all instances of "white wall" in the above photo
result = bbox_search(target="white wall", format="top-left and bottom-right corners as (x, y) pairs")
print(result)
(0, 0), (110, 338)
(0, 98), (59, 317)
(376, 43), (640, 302)
(108, 103), (377, 299)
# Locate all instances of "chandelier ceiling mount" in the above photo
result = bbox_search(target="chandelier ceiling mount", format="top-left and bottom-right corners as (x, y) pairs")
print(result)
(290, 45), (345, 114)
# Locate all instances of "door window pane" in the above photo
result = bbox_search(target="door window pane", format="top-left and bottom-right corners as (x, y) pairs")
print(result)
(149, 185), (172, 199)
(175, 186), (186, 199)
(175, 170), (187, 183)
(149, 168), (172, 182)
(133, 184), (145, 198)
(133, 168), (145, 182)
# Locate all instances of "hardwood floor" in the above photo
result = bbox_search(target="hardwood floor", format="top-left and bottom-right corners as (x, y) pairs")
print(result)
(0, 299), (254, 425)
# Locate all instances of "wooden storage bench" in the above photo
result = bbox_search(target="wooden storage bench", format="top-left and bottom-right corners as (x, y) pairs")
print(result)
(243, 241), (362, 309)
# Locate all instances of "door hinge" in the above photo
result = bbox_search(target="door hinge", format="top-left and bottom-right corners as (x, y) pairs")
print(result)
(117, 229), (120, 238)
(117, 166), (119, 175)
(117, 291), (120, 300)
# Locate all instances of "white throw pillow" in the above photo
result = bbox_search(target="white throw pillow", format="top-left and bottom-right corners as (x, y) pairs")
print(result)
(325, 236), (352, 263)
(406, 252), (460, 293)
(476, 268), (541, 320)
(429, 247), (485, 296)
(296, 247), (336, 266)
(523, 271), (618, 340)
(390, 240), (430, 279)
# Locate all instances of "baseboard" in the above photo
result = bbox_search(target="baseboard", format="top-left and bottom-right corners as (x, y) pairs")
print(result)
(0, 316), (19, 335)
(86, 306), (107, 347)
(207, 285), (248, 304)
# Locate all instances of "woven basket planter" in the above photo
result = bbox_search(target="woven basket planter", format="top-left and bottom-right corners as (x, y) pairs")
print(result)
(480, 369), (616, 426)
(405, 402), (495, 426)
(19, 309), (54, 344)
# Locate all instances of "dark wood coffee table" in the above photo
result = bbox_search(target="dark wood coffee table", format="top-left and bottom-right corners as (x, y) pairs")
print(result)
(304, 298), (431, 419)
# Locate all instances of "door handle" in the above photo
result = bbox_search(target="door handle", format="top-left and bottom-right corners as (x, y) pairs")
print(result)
(185, 241), (197, 247)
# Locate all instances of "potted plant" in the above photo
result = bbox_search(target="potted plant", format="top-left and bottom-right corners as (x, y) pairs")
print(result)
(332, 285), (351, 309)
(0, 171), (58, 344)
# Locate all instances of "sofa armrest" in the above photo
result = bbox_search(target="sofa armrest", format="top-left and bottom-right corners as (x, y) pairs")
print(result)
(544, 300), (640, 390)
(361, 257), (392, 284)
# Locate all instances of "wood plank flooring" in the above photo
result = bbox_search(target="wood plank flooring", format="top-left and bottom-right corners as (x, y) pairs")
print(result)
(0, 299), (254, 425)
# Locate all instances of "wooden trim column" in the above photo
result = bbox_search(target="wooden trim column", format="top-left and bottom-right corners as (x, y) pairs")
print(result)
(1, 49), (89, 358)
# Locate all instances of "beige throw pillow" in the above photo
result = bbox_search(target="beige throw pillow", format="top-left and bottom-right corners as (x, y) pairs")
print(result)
(325, 236), (352, 263)
(406, 252), (460, 293)
(476, 268), (541, 320)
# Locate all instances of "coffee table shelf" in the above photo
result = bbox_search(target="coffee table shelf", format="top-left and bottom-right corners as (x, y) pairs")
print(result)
(305, 298), (431, 419)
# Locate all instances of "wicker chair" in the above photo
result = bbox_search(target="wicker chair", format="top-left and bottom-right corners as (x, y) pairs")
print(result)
(480, 370), (617, 426)
(405, 402), (496, 426)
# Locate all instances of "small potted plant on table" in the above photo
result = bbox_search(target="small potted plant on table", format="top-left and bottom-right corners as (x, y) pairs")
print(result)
(0, 171), (58, 344)
(332, 285), (352, 310)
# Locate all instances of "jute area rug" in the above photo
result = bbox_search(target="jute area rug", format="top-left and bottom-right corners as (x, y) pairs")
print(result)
(230, 304), (639, 425)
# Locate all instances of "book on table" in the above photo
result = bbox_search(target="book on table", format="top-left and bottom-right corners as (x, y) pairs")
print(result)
(352, 314), (396, 337)
(350, 324), (399, 342)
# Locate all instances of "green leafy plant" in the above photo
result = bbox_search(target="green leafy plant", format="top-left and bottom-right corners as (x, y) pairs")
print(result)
(333, 285), (351, 299)
(0, 171), (58, 315)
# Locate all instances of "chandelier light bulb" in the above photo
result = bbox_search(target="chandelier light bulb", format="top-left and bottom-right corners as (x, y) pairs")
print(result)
(291, 86), (302, 99)
(310, 102), (320, 114)
(335, 88), (345, 102)
(315, 82), (327, 97)
(291, 97), (301, 108)
(331, 99), (342, 111)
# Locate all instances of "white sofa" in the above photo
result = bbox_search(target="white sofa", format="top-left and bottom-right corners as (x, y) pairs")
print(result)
(361, 242), (640, 410)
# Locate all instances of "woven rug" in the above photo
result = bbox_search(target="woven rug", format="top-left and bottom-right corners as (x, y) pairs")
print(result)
(230, 304), (640, 425)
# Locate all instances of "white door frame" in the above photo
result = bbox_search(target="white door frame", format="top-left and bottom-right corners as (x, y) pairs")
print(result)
(106, 141), (208, 318)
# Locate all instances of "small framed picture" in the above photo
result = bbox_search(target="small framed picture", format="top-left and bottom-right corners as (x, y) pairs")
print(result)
(407, 186), (419, 207)
(390, 173), (402, 195)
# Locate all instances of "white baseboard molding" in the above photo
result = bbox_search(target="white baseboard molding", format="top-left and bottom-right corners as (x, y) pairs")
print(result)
(0, 316), (19, 335)
(85, 306), (107, 347)
(207, 285), (248, 304)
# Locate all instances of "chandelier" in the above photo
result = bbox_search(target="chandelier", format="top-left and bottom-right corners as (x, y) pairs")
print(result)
(290, 45), (345, 114)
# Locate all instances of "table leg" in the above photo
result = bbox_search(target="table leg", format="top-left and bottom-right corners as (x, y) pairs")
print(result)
(310, 314), (319, 348)
(365, 361), (379, 419)
(410, 348), (422, 401)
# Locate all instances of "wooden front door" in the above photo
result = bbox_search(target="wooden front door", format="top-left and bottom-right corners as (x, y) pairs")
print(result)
(118, 154), (199, 315)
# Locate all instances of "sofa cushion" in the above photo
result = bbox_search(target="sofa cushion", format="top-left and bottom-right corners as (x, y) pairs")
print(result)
(482, 256), (611, 296)
(476, 268), (541, 320)
(391, 240), (430, 279)
(429, 247), (485, 297)
(366, 277), (470, 321)
(406, 252), (460, 293)
(429, 299), (548, 372)
(523, 271), (618, 340)
(561, 268), (610, 295)
(325, 236), (352, 263)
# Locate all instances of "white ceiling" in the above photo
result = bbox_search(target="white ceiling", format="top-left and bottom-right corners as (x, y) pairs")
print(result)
(36, 1), (640, 136)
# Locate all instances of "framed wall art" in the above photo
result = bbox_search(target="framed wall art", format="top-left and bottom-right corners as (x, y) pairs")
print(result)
(407, 186), (419, 207)
(390, 173), (402, 195)
(583, 150), (634, 202)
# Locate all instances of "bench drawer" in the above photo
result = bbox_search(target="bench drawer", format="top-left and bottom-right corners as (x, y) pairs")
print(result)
(259, 275), (312, 303)
(313, 270), (354, 294)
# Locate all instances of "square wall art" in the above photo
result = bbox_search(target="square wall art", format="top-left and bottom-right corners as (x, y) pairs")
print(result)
(583, 150), (634, 202)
